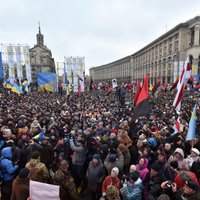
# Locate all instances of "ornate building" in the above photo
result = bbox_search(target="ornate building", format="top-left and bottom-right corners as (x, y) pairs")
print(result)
(29, 26), (55, 82)
(90, 16), (200, 84)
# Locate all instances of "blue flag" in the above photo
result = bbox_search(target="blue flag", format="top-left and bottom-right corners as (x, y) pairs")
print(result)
(186, 105), (197, 141)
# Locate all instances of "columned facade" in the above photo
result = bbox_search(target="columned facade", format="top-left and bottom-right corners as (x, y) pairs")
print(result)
(90, 16), (200, 84)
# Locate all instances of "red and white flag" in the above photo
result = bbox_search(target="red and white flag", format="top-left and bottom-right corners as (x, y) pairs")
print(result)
(173, 117), (181, 133)
(173, 56), (191, 111)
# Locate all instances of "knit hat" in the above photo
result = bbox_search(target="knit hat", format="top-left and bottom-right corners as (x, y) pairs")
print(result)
(112, 167), (119, 175)
(151, 163), (160, 172)
(130, 171), (139, 182)
(19, 168), (30, 179)
(93, 154), (101, 161)
(109, 154), (117, 162)
(185, 180), (200, 192)
(191, 148), (200, 156)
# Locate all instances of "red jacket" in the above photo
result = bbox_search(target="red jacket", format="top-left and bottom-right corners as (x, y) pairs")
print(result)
(102, 175), (120, 193)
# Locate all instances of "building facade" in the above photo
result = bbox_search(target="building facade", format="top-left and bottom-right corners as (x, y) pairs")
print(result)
(90, 16), (200, 84)
(29, 26), (55, 82)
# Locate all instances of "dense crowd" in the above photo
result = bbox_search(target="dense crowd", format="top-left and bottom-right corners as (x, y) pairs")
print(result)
(0, 83), (200, 200)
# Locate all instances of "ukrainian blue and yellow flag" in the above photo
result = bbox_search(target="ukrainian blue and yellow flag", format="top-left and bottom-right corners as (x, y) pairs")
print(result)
(37, 72), (57, 92)
(5, 80), (13, 89)
(11, 82), (23, 95)
(22, 80), (28, 87)
(186, 105), (197, 141)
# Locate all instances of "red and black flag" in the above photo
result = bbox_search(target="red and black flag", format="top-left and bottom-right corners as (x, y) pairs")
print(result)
(134, 80), (141, 106)
(134, 74), (150, 119)
(89, 76), (93, 91)
(152, 79), (161, 94)
(187, 76), (194, 86)
(170, 77), (179, 91)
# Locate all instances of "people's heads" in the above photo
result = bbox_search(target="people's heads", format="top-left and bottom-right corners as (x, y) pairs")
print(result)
(2, 128), (12, 139)
(130, 171), (139, 182)
(109, 154), (117, 163)
(158, 152), (166, 162)
(92, 154), (101, 165)
(31, 151), (40, 160)
(19, 168), (30, 179)
(143, 147), (151, 156)
(58, 152), (64, 161)
(129, 164), (136, 173)
(59, 160), (69, 172)
(173, 148), (184, 160)
(150, 163), (160, 177)
(183, 180), (200, 195)
(138, 157), (145, 167)
(190, 148), (200, 157)
(41, 136), (49, 145)
(164, 143), (171, 151)
(111, 167), (119, 178)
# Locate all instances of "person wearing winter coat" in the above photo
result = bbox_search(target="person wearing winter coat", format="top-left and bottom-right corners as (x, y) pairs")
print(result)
(120, 171), (143, 200)
(11, 168), (30, 200)
(185, 148), (200, 168)
(118, 130), (132, 148)
(191, 156), (200, 184)
(25, 151), (49, 183)
(168, 148), (185, 170)
(136, 157), (149, 181)
(104, 148), (124, 175)
(86, 154), (106, 200)
(0, 147), (19, 200)
(70, 137), (87, 187)
(118, 144), (131, 175)
(53, 160), (79, 200)
(101, 167), (121, 200)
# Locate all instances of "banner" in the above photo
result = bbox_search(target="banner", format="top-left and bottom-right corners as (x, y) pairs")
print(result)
(0, 52), (3, 80)
(15, 46), (22, 84)
(7, 46), (15, 82)
(37, 72), (57, 92)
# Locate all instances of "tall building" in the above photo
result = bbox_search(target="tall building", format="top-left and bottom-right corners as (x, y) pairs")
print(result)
(90, 16), (200, 84)
(29, 25), (55, 82)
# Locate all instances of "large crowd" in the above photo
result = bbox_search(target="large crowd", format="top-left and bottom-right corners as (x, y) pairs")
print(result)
(0, 83), (200, 200)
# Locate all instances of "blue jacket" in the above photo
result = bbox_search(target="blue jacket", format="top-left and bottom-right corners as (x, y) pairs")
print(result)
(0, 147), (18, 181)
(120, 178), (143, 200)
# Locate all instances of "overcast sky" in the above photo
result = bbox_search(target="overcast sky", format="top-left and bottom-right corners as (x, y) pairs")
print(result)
(0, 0), (200, 74)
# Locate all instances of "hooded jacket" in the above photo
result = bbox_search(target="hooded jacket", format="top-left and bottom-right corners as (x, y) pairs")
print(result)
(168, 148), (184, 169)
(0, 147), (18, 181)
(136, 158), (149, 181)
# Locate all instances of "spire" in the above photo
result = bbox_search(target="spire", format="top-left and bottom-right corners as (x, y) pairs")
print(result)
(39, 21), (41, 34)
(36, 22), (44, 46)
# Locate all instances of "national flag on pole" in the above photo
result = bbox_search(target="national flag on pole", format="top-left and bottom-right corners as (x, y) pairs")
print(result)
(5, 80), (13, 89)
(78, 75), (83, 97)
(134, 80), (141, 106)
(149, 84), (153, 91)
(187, 76), (194, 86)
(134, 74), (150, 119)
(173, 56), (192, 111)
(89, 76), (93, 91)
(22, 80), (29, 87)
(170, 77), (179, 91)
(152, 79), (161, 94)
(186, 105), (197, 141)
(173, 117), (181, 133)
(11, 82), (23, 95)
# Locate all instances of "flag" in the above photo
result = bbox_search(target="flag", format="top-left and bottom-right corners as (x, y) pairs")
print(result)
(152, 79), (161, 94)
(134, 80), (141, 106)
(187, 76), (194, 87)
(5, 80), (13, 89)
(173, 56), (192, 111)
(173, 117), (181, 133)
(149, 84), (153, 91)
(170, 77), (179, 91)
(186, 105), (197, 141)
(89, 76), (93, 91)
(22, 80), (29, 87)
(105, 87), (112, 96)
(134, 74), (150, 119)
(78, 76), (83, 97)
(11, 82), (23, 95)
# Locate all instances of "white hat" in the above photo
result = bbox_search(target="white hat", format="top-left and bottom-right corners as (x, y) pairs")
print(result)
(112, 167), (119, 175)
(191, 148), (200, 156)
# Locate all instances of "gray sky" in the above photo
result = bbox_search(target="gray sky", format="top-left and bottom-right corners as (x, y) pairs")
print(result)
(0, 0), (200, 74)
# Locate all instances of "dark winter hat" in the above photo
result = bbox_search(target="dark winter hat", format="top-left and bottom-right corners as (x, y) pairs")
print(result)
(151, 163), (160, 172)
(93, 154), (101, 161)
(109, 154), (117, 162)
(19, 168), (30, 179)
(185, 179), (200, 192)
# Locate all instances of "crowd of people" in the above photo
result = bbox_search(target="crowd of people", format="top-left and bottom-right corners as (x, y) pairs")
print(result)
(0, 83), (200, 200)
